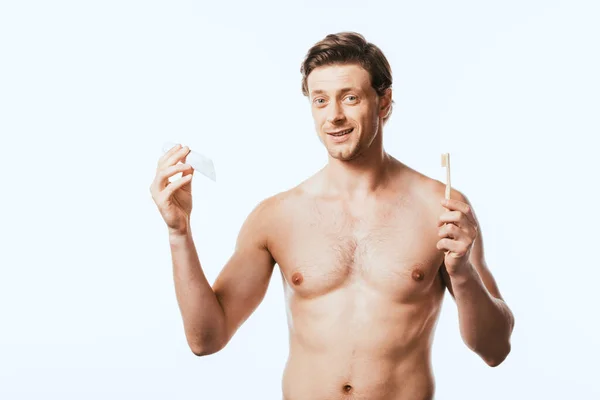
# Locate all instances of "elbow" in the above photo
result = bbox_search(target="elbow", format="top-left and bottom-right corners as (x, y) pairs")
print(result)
(190, 344), (220, 357)
(190, 345), (208, 357)
(187, 330), (228, 357)
(466, 328), (512, 367)
(189, 337), (225, 357)
(480, 308), (515, 367)
(483, 341), (511, 367)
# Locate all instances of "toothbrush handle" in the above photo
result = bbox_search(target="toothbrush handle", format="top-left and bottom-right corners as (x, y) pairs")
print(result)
(445, 154), (451, 199)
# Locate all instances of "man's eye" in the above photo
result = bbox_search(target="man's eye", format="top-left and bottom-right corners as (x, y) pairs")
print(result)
(314, 98), (325, 104)
(345, 95), (358, 102)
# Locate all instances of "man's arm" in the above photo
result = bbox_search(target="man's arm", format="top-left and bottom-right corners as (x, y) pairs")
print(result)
(170, 197), (276, 356)
(439, 189), (515, 367)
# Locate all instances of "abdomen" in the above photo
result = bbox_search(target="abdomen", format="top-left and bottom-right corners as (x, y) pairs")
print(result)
(281, 285), (442, 400)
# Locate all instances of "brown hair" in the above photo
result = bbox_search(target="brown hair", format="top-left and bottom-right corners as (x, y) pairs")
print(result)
(300, 32), (394, 123)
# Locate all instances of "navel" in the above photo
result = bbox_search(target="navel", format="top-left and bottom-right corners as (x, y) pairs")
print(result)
(291, 272), (303, 285)
(412, 268), (425, 282)
(342, 384), (353, 394)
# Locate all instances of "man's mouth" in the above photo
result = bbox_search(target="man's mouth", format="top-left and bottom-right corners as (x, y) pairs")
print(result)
(327, 128), (354, 136)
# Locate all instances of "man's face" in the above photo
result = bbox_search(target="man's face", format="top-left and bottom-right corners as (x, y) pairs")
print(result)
(307, 63), (388, 161)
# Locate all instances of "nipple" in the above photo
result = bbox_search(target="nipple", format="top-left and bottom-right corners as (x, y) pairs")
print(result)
(291, 272), (303, 285)
(411, 268), (425, 282)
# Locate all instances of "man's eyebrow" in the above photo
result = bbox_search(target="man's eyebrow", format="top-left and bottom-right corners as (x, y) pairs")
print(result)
(310, 87), (361, 96)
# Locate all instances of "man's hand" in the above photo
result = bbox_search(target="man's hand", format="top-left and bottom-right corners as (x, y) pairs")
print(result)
(436, 198), (479, 276)
(150, 144), (195, 235)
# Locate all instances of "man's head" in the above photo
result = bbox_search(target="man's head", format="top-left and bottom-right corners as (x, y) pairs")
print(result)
(300, 32), (393, 161)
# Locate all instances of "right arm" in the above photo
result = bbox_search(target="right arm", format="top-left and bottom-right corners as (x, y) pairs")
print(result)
(151, 144), (277, 356)
(170, 199), (276, 356)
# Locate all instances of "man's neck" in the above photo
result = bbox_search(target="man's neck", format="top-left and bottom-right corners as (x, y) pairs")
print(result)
(323, 139), (393, 200)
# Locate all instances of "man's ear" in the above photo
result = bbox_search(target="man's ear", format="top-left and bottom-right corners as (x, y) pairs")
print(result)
(379, 88), (392, 119)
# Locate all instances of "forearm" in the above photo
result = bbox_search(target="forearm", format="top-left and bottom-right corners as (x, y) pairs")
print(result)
(450, 263), (514, 366)
(169, 227), (226, 355)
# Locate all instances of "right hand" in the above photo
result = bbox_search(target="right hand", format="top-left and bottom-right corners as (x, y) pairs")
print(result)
(150, 144), (195, 235)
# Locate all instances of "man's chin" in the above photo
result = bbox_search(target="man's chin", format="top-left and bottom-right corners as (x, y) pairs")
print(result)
(328, 147), (361, 162)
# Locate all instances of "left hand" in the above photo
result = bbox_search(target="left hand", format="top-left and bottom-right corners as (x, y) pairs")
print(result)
(437, 198), (479, 276)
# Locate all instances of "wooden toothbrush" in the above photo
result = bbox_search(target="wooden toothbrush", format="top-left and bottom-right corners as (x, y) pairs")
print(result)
(441, 153), (451, 256)
(441, 153), (451, 200)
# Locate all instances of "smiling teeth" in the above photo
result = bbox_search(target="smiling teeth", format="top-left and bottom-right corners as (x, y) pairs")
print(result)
(332, 128), (352, 136)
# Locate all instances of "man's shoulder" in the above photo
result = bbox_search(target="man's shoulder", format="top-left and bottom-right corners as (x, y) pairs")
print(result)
(249, 180), (312, 221)
(241, 183), (310, 252)
(397, 164), (468, 210)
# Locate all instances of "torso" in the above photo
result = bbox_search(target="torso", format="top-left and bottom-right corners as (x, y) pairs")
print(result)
(268, 159), (449, 400)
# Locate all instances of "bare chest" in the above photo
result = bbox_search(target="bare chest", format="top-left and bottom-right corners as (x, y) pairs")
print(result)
(270, 195), (445, 303)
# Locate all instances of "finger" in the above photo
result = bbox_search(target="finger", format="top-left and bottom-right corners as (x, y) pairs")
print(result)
(168, 146), (191, 167)
(441, 198), (468, 212)
(441, 198), (476, 226)
(437, 211), (463, 227)
(152, 163), (193, 192)
(163, 174), (193, 198)
(438, 223), (461, 240)
(159, 145), (191, 171)
(436, 238), (469, 257)
(439, 220), (478, 245)
(438, 213), (474, 233)
(157, 143), (181, 168)
(160, 163), (193, 188)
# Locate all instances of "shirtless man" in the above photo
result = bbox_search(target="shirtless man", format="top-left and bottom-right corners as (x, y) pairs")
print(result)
(149, 32), (515, 400)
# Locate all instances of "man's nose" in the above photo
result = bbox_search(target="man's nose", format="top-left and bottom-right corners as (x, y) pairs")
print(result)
(326, 102), (345, 124)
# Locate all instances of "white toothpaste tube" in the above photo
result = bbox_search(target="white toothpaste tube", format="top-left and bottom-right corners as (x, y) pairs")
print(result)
(162, 141), (216, 182)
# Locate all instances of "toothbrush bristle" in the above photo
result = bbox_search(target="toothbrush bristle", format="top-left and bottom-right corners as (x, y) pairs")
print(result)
(441, 153), (448, 167)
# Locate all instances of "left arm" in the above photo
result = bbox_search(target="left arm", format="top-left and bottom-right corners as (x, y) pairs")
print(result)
(438, 189), (515, 367)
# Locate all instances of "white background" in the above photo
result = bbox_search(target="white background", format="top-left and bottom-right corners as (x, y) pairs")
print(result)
(1, 0), (598, 398)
